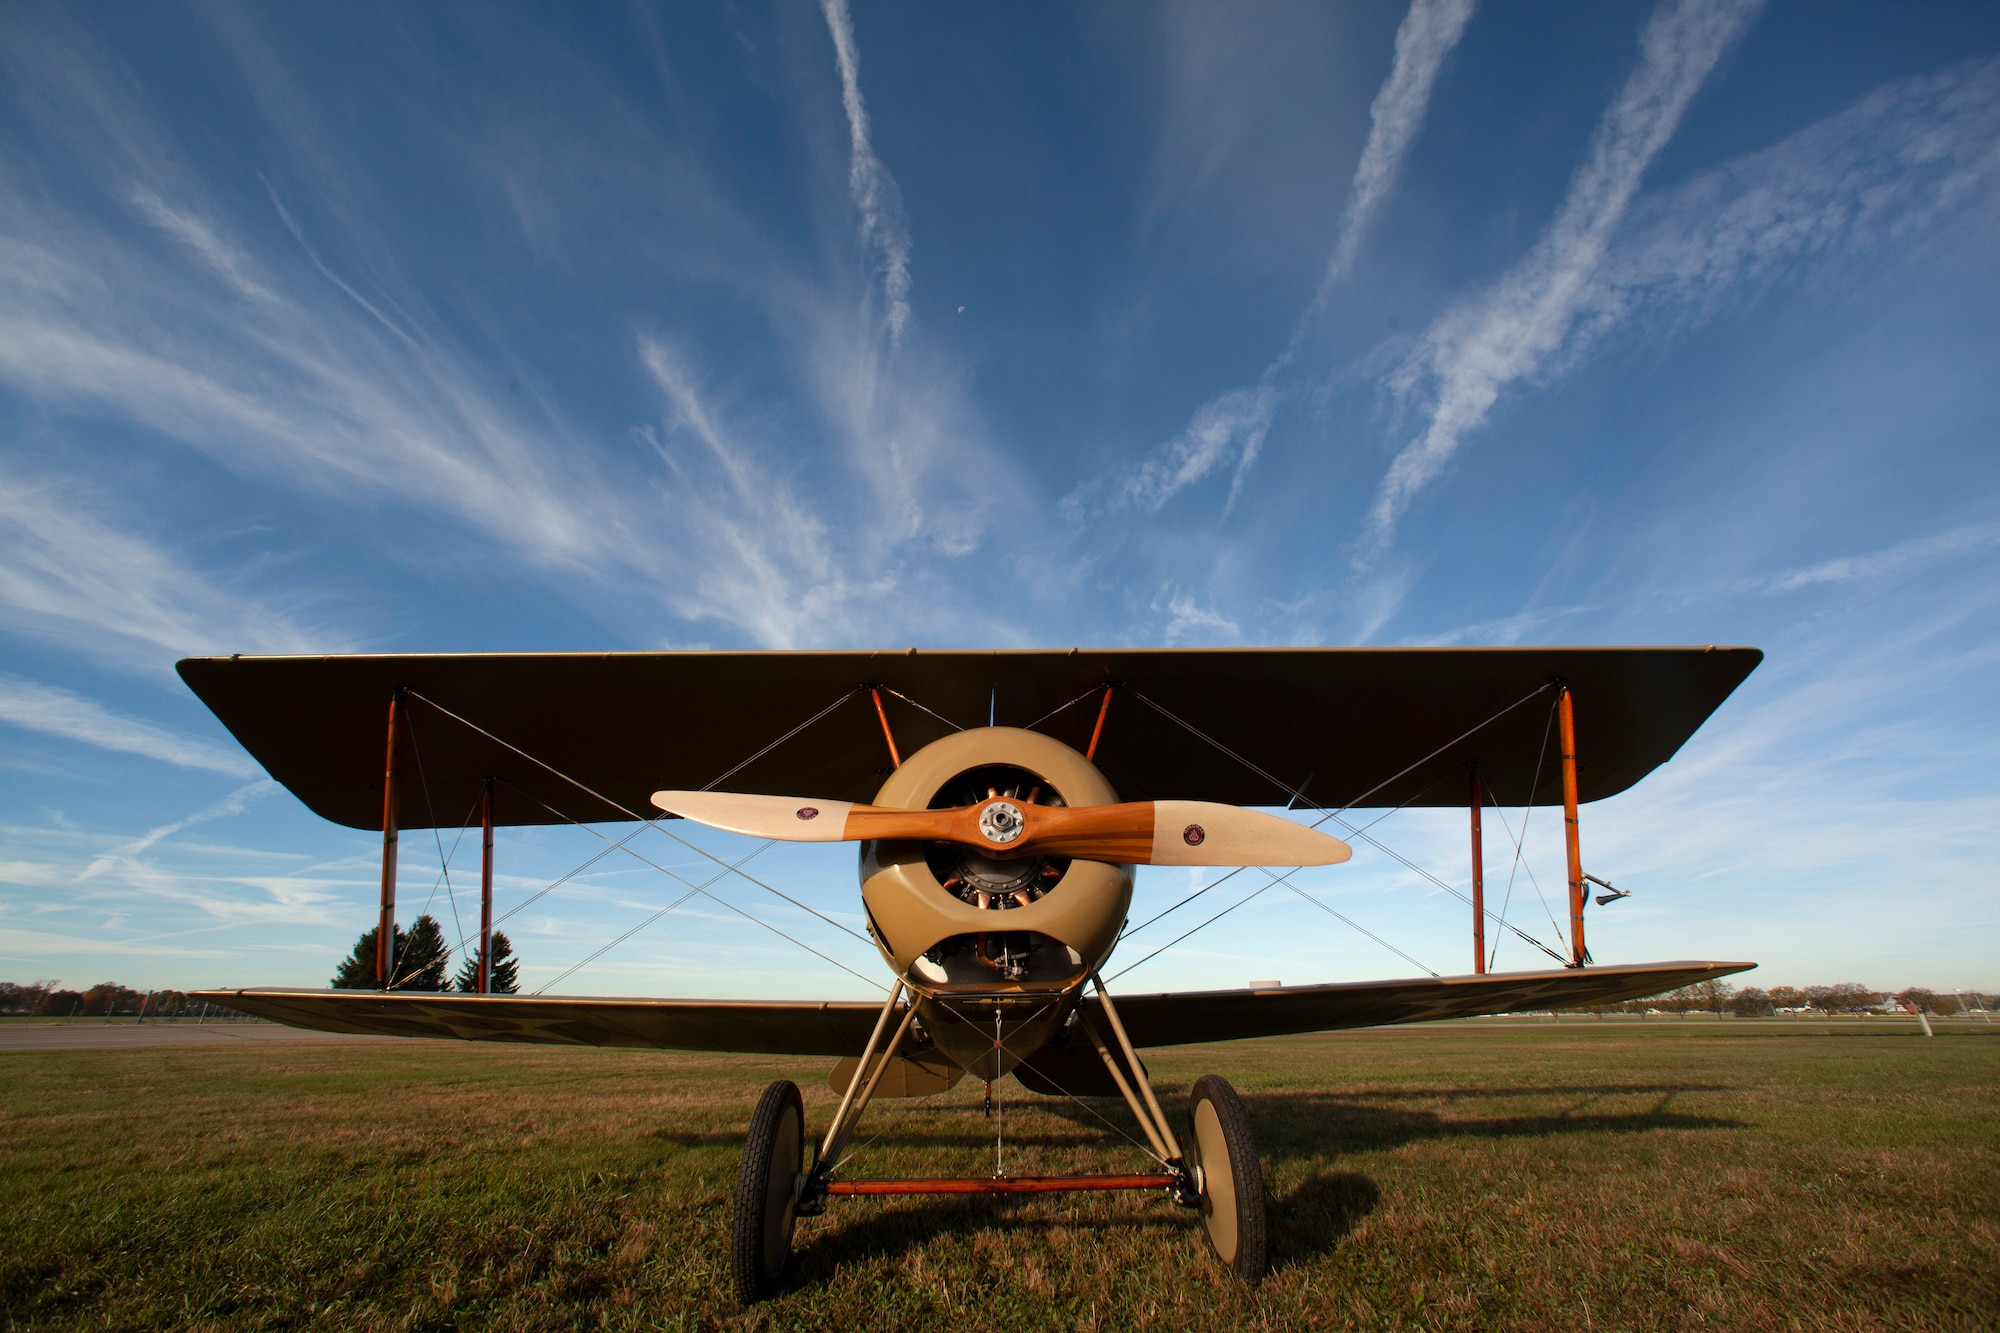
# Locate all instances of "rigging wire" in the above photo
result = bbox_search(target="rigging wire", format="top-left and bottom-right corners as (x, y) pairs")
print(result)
(1125, 683), (1569, 968)
(532, 835), (774, 994)
(877, 686), (966, 733)
(701, 687), (867, 791)
(402, 703), (474, 959)
(1024, 683), (1110, 734)
(503, 781), (886, 993)
(645, 819), (875, 949)
(1483, 693), (1562, 971)
(1267, 874), (1438, 977)
(1104, 882), (1278, 984)
(397, 686), (865, 984)
(1113, 771), (1460, 950)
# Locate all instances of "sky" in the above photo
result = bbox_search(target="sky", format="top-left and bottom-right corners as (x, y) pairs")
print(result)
(2, 0), (1996, 1003)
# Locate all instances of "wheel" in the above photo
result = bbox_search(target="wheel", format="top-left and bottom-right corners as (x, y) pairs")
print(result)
(1187, 1073), (1267, 1280)
(731, 1079), (805, 1304)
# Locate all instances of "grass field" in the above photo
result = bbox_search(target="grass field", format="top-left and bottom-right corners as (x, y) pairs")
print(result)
(3, 1020), (1995, 1331)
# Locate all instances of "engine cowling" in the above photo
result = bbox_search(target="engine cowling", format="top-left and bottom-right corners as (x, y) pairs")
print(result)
(859, 726), (1133, 998)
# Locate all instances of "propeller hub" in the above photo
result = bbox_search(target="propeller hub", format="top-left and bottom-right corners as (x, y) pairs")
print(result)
(978, 800), (1025, 845)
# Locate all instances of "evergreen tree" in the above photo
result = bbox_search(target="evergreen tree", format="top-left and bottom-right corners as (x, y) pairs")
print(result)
(330, 915), (450, 990)
(396, 914), (451, 991)
(454, 932), (520, 994)
(331, 923), (403, 988)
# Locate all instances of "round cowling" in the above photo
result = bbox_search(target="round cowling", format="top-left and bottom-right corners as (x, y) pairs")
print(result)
(859, 727), (1133, 992)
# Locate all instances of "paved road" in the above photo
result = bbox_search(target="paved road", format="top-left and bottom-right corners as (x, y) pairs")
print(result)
(0, 1022), (394, 1052)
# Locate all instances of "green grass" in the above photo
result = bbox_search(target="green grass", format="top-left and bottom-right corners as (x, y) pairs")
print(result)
(3, 1021), (1995, 1331)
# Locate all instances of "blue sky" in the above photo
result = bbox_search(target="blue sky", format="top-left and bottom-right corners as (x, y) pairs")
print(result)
(2, 0), (1995, 1002)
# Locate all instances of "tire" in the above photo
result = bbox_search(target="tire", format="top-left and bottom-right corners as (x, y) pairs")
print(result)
(1187, 1073), (1267, 1281)
(731, 1079), (805, 1304)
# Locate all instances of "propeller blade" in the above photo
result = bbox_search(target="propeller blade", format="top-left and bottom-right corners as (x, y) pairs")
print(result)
(650, 791), (860, 841)
(654, 790), (1351, 867)
(1141, 801), (1352, 867)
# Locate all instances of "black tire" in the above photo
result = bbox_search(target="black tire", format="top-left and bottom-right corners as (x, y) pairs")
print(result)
(731, 1079), (805, 1304)
(1187, 1073), (1267, 1281)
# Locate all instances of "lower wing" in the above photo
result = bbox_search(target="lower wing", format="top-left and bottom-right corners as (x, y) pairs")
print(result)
(195, 960), (1750, 1057)
(1096, 960), (1756, 1048)
(189, 988), (885, 1056)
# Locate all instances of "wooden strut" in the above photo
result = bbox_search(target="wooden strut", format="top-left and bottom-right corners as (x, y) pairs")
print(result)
(1470, 765), (1486, 976)
(1091, 974), (1184, 1161)
(870, 687), (901, 768)
(1080, 1015), (1173, 1164)
(1558, 685), (1586, 967)
(816, 986), (916, 1173)
(478, 777), (495, 994)
(376, 690), (401, 987)
(1086, 685), (1114, 762)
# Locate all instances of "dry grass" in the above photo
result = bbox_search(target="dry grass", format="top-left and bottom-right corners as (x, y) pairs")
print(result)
(2, 1020), (1995, 1331)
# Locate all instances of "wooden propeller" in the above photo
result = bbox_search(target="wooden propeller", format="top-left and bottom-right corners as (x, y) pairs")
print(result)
(650, 790), (1352, 867)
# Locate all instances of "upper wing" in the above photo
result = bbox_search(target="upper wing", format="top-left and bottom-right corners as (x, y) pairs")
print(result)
(191, 988), (885, 1056)
(1096, 960), (1755, 1048)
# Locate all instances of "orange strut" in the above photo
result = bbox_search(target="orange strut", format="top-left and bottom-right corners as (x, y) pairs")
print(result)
(376, 691), (401, 987)
(870, 688), (901, 768)
(478, 777), (494, 994)
(1086, 686), (1114, 761)
(1558, 685), (1585, 967)
(1469, 765), (1485, 975)
(826, 1174), (1175, 1196)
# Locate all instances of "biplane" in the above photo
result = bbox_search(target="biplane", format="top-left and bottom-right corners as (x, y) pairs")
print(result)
(184, 646), (1758, 1301)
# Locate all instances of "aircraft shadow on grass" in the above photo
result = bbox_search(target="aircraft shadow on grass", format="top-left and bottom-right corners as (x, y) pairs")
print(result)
(647, 1080), (1743, 1156)
(766, 1081), (1744, 1287)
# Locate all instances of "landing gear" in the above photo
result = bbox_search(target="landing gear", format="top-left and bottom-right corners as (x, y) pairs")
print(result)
(1187, 1074), (1267, 1280)
(731, 1079), (804, 1305)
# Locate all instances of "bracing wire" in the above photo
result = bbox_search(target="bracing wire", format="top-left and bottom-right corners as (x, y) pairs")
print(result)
(1024, 683), (1110, 734)
(531, 835), (775, 994)
(399, 686), (867, 986)
(1488, 694), (1563, 971)
(645, 818), (875, 949)
(1104, 882), (1277, 984)
(701, 687), (865, 791)
(503, 781), (886, 993)
(877, 686), (966, 732)
(1268, 874), (1438, 977)
(402, 704), (475, 959)
(1125, 683), (1569, 969)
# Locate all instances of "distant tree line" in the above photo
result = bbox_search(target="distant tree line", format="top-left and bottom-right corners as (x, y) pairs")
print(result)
(329, 913), (520, 992)
(2, 916), (522, 1016)
(1569, 979), (1985, 1017)
(0, 981), (250, 1018)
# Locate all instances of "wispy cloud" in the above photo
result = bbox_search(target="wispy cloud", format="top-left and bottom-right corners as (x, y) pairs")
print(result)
(1158, 590), (1240, 645)
(1077, 0), (1477, 517)
(0, 467), (330, 669)
(1576, 54), (2000, 356)
(819, 0), (913, 344)
(1311, 0), (1478, 318)
(1365, 0), (1763, 558)
(128, 188), (273, 303)
(0, 13), (1019, 657)
(80, 781), (274, 879)
(1739, 522), (2000, 596)
(638, 339), (851, 647)
(0, 676), (259, 777)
